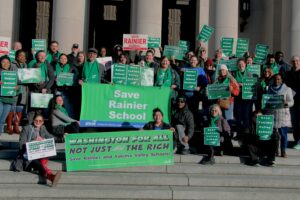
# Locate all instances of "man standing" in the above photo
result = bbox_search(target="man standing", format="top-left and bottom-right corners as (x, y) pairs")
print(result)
(171, 96), (194, 155)
(67, 43), (80, 66)
(79, 48), (105, 84)
(46, 41), (61, 67)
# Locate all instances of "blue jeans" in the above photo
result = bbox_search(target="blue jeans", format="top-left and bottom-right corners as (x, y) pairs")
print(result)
(278, 127), (288, 153)
(0, 102), (12, 134)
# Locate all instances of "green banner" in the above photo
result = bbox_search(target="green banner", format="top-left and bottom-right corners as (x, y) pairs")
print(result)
(148, 37), (161, 48)
(178, 40), (190, 54)
(242, 77), (257, 100)
(112, 64), (154, 87)
(204, 127), (220, 146)
(30, 93), (53, 108)
(80, 84), (171, 128)
(236, 38), (249, 58)
(18, 68), (43, 83)
(8, 50), (15, 61)
(57, 72), (75, 86)
(32, 39), (47, 54)
(183, 69), (197, 91)
(256, 115), (274, 141)
(219, 59), (238, 71)
(163, 45), (185, 61)
(207, 83), (230, 99)
(262, 94), (285, 109)
(197, 25), (215, 42)
(65, 130), (173, 171)
(253, 44), (269, 65)
(220, 37), (234, 57)
(246, 64), (261, 78)
(1, 71), (17, 96)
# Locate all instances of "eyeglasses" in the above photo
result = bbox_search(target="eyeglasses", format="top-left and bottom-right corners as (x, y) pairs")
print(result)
(34, 120), (43, 123)
(178, 101), (185, 103)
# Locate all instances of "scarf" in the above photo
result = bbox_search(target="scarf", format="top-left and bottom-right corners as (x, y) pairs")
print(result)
(55, 63), (70, 76)
(209, 115), (219, 127)
(235, 70), (245, 83)
(55, 104), (69, 116)
(83, 60), (99, 83)
(155, 67), (172, 87)
(217, 77), (230, 84)
(269, 83), (284, 95)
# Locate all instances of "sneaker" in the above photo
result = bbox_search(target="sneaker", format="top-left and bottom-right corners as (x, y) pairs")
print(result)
(293, 144), (300, 150)
(281, 152), (288, 158)
(245, 160), (260, 167)
(265, 161), (275, 167)
(199, 157), (215, 165)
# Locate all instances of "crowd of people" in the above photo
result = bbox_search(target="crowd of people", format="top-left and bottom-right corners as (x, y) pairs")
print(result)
(2, 39), (300, 186)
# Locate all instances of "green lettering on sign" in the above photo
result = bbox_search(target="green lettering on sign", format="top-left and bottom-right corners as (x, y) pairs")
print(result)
(18, 68), (43, 83)
(30, 93), (53, 108)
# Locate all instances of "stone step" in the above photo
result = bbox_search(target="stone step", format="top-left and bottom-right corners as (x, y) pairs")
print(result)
(1, 160), (300, 176)
(1, 171), (300, 189)
(0, 184), (299, 200)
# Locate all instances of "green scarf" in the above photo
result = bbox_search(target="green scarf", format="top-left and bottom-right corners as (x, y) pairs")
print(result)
(235, 70), (246, 83)
(218, 77), (230, 84)
(82, 60), (99, 83)
(46, 51), (61, 63)
(55, 104), (69, 116)
(155, 67), (172, 87)
(209, 115), (219, 127)
(55, 63), (70, 76)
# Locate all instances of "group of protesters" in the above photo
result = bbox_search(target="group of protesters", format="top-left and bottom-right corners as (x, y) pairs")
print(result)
(2, 38), (300, 185)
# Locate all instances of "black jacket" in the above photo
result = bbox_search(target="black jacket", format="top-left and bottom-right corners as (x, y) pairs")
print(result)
(171, 105), (194, 138)
(143, 121), (171, 130)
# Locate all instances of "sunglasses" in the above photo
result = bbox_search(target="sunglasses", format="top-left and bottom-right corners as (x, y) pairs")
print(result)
(34, 120), (43, 123)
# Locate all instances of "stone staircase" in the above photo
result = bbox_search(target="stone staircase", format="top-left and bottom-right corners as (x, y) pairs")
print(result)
(0, 133), (300, 200)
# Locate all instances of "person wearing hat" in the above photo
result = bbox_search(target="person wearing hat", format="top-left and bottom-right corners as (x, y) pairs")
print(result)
(0, 56), (20, 134)
(214, 64), (239, 127)
(79, 48), (105, 84)
(67, 43), (80, 66)
(171, 95), (194, 155)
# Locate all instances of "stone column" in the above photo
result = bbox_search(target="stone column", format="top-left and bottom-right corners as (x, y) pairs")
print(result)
(52, 0), (88, 53)
(0, 0), (17, 47)
(196, 0), (210, 53)
(290, 0), (300, 57)
(130, 0), (162, 38)
(214, 0), (239, 51)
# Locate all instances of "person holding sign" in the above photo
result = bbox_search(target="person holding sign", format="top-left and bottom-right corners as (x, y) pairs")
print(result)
(265, 74), (294, 158)
(199, 104), (231, 165)
(256, 66), (274, 110)
(154, 56), (180, 107)
(18, 114), (62, 187)
(0, 56), (19, 134)
(233, 59), (253, 139)
(262, 54), (280, 75)
(144, 50), (159, 70)
(7, 50), (29, 134)
(27, 50), (55, 124)
(54, 54), (79, 118)
(214, 65), (239, 125)
(79, 48), (105, 84)
(246, 111), (278, 166)
(50, 95), (79, 143)
(171, 96), (194, 155)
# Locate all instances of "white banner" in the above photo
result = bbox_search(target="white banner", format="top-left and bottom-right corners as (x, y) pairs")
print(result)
(123, 34), (148, 51)
(26, 138), (56, 160)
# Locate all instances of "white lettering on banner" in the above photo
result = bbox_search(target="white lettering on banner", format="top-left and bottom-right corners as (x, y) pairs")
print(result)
(114, 90), (140, 99)
(109, 111), (146, 120)
(109, 100), (147, 110)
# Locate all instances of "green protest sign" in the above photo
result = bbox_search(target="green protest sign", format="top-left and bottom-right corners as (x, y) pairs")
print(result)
(127, 65), (141, 86)
(253, 44), (269, 65)
(18, 68), (43, 83)
(256, 115), (274, 140)
(197, 25), (215, 42)
(242, 77), (257, 100)
(32, 39), (47, 54)
(163, 45), (185, 61)
(207, 83), (230, 99)
(148, 37), (161, 48)
(80, 83), (171, 128)
(8, 50), (15, 61)
(183, 69), (198, 91)
(204, 127), (220, 146)
(247, 64), (261, 78)
(1, 71), (17, 96)
(57, 72), (74, 86)
(30, 93), (53, 108)
(65, 130), (173, 171)
(236, 38), (249, 58)
(261, 94), (284, 109)
(219, 59), (238, 71)
(178, 40), (190, 54)
(26, 138), (56, 160)
(220, 37), (234, 57)
(112, 64), (154, 86)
